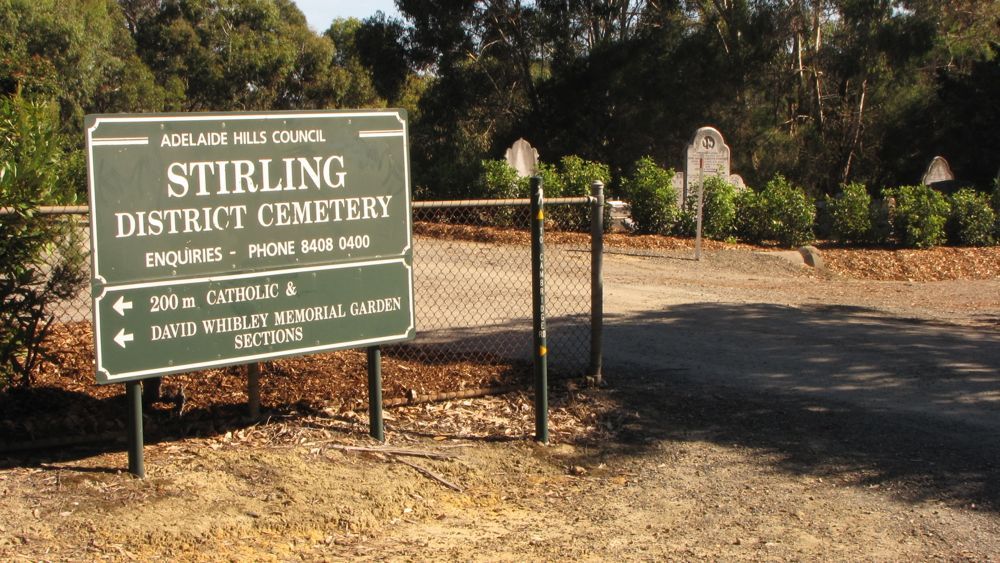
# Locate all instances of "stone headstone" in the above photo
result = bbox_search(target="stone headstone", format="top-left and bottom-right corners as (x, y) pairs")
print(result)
(921, 156), (955, 187)
(505, 138), (539, 178)
(684, 127), (732, 202)
(728, 174), (747, 190)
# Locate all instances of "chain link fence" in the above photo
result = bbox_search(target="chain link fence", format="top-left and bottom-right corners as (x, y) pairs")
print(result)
(13, 196), (600, 384)
(405, 197), (597, 378)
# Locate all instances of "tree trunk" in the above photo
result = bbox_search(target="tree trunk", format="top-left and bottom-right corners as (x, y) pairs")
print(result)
(812, 0), (824, 131)
(842, 79), (867, 183)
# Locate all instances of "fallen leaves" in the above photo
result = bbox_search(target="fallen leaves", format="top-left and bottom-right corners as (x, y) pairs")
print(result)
(0, 323), (533, 447)
(820, 244), (1000, 281)
(418, 221), (1000, 281)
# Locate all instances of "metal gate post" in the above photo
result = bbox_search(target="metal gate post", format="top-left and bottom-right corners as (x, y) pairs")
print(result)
(531, 176), (549, 444)
(589, 181), (605, 384)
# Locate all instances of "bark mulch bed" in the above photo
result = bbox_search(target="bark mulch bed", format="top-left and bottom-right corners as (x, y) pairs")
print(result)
(416, 221), (1000, 282)
(1, 321), (531, 452)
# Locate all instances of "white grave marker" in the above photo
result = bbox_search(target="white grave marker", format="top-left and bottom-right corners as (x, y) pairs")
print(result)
(684, 127), (731, 202)
(505, 138), (540, 178)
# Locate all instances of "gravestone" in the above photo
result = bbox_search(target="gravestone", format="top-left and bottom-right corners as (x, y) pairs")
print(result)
(505, 138), (540, 178)
(921, 156), (955, 187)
(728, 174), (747, 190)
(684, 126), (731, 202)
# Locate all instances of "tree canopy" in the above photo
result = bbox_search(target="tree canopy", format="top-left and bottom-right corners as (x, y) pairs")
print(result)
(393, 0), (999, 195)
(0, 0), (995, 198)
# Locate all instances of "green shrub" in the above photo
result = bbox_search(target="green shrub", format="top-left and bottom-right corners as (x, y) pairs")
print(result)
(559, 155), (610, 197)
(868, 197), (895, 245)
(675, 194), (697, 237)
(700, 176), (738, 240)
(622, 157), (678, 235)
(550, 156), (608, 230)
(475, 156), (611, 230)
(734, 188), (767, 243)
(826, 182), (873, 244)
(947, 188), (996, 246)
(763, 175), (815, 247)
(478, 159), (525, 199)
(1, 95), (86, 390)
(735, 175), (814, 247)
(992, 178), (1000, 240)
(475, 159), (524, 226)
(886, 184), (950, 248)
(536, 161), (564, 198)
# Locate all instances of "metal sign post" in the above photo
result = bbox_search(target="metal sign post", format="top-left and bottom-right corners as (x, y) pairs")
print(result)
(125, 381), (145, 478)
(367, 346), (384, 441)
(247, 363), (261, 419)
(695, 160), (705, 261)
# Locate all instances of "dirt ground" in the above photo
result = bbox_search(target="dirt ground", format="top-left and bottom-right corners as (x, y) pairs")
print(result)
(2, 238), (1000, 561)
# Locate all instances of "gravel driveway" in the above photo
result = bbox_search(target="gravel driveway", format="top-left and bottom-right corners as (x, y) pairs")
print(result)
(603, 249), (1000, 433)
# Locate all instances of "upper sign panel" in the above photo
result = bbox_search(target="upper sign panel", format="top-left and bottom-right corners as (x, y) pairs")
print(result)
(86, 111), (411, 287)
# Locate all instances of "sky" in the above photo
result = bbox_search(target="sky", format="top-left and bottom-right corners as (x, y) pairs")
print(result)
(294, 0), (402, 32)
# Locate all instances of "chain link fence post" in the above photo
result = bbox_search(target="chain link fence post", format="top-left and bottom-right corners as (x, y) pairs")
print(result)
(589, 181), (605, 385)
(530, 177), (548, 443)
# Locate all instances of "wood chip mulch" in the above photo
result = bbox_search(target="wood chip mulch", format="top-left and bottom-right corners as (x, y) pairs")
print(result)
(818, 244), (1000, 282)
(416, 221), (1000, 281)
(0, 322), (531, 450)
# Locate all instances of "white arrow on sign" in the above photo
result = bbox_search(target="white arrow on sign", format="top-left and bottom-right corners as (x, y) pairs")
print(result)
(113, 295), (133, 316)
(114, 328), (134, 349)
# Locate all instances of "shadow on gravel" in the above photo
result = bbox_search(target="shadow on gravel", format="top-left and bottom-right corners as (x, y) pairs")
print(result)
(593, 303), (1000, 511)
(0, 396), (289, 470)
(6, 300), (999, 513)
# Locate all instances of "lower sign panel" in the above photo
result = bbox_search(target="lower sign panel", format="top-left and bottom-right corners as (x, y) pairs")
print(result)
(93, 259), (414, 383)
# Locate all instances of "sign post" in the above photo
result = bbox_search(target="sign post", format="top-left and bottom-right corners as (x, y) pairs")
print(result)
(247, 363), (261, 419)
(86, 111), (415, 474)
(367, 346), (384, 441)
(125, 381), (144, 477)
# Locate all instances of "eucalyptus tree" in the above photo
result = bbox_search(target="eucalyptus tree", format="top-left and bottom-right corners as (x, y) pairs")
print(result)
(392, 0), (545, 194)
(0, 0), (162, 128)
(134, 0), (341, 111)
(354, 12), (412, 104)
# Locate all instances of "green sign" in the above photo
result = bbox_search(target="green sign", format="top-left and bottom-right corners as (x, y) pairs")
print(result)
(94, 260), (413, 381)
(86, 111), (415, 383)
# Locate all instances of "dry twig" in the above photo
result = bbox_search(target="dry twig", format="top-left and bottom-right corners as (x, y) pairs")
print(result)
(393, 457), (463, 492)
(326, 444), (456, 460)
